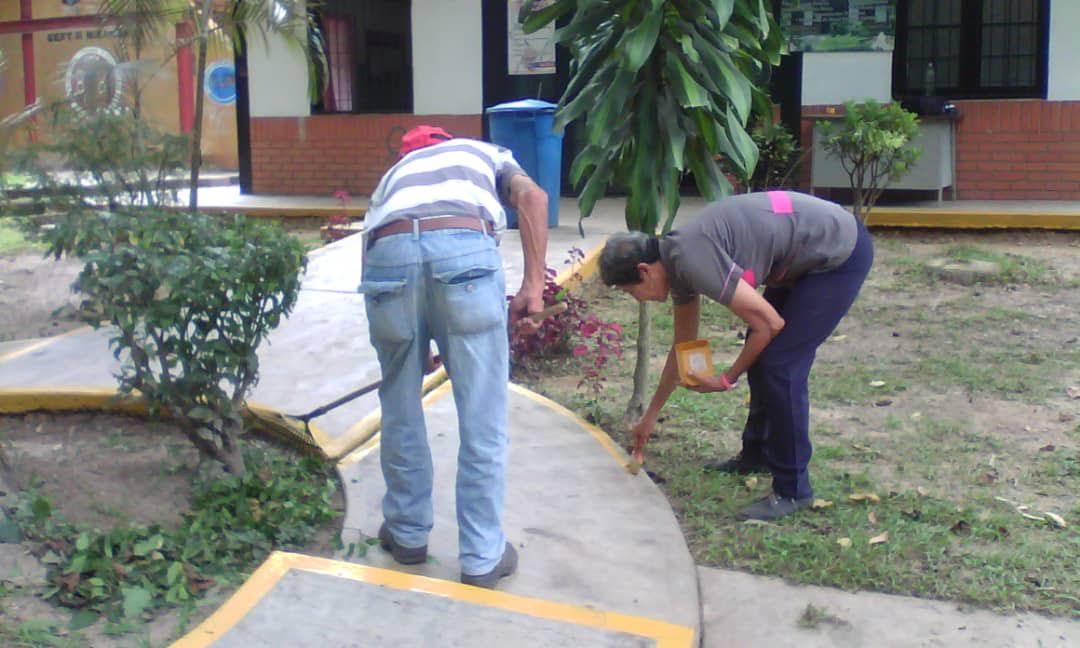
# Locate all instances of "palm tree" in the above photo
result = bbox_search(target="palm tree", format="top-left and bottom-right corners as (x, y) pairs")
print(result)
(98, 0), (327, 210)
(521, 0), (785, 420)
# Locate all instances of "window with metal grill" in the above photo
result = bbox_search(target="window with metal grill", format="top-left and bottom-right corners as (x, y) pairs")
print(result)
(313, 0), (412, 114)
(893, 0), (1048, 99)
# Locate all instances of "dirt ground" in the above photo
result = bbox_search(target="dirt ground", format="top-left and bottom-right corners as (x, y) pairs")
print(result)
(0, 252), (83, 343)
(0, 414), (343, 647)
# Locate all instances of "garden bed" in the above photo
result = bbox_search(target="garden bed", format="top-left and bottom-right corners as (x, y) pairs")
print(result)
(516, 228), (1080, 616)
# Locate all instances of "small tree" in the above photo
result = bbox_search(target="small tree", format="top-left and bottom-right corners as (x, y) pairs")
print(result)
(817, 100), (921, 222)
(521, 0), (785, 421)
(70, 210), (305, 475)
(14, 109), (305, 476)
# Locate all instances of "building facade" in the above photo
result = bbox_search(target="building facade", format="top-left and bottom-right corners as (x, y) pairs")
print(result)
(5, 2), (1075, 201)
(0, 0), (238, 168)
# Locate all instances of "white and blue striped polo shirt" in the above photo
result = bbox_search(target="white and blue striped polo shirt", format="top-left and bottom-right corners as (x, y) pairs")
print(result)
(364, 138), (526, 241)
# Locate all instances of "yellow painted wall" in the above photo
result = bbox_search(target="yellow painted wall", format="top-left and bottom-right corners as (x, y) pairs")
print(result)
(33, 0), (105, 20)
(2, 1), (238, 169)
(0, 5), (21, 22)
(0, 35), (24, 119)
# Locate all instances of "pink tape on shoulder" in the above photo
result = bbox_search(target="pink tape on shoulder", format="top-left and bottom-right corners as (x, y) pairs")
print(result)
(742, 268), (757, 287)
(767, 191), (794, 215)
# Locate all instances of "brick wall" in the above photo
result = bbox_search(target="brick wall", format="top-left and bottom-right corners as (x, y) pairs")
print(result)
(250, 114), (483, 196)
(954, 100), (1080, 200)
(800, 100), (1080, 200)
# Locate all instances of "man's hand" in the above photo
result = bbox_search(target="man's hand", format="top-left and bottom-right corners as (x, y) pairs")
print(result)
(508, 289), (544, 334)
(683, 371), (737, 393)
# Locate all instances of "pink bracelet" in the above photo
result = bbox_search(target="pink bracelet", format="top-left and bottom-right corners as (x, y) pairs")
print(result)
(719, 373), (734, 390)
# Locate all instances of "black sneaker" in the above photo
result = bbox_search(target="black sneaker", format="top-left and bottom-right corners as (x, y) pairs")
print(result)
(738, 493), (812, 521)
(461, 542), (518, 589)
(704, 451), (768, 475)
(378, 522), (427, 565)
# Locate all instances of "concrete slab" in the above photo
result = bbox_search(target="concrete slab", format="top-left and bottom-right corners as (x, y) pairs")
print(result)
(177, 553), (693, 648)
(699, 567), (1080, 647)
(335, 383), (700, 639)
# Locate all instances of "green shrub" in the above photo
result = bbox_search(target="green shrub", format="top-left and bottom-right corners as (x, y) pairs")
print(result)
(65, 210), (306, 475)
(745, 119), (801, 191)
(13, 108), (305, 475)
(818, 100), (921, 221)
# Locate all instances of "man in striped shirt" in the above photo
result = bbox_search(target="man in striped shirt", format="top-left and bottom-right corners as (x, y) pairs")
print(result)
(360, 125), (548, 589)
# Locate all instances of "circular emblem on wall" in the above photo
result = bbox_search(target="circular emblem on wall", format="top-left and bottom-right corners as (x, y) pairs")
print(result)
(205, 61), (236, 105)
(65, 46), (124, 117)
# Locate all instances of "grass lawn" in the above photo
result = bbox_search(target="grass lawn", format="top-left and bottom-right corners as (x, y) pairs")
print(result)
(517, 229), (1080, 616)
(0, 219), (39, 255)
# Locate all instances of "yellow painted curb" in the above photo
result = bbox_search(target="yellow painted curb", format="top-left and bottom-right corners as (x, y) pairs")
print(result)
(0, 327), (92, 367)
(327, 366), (448, 461)
(507, 383), (635, 470)
(0, 389), (332, 461)
(196, 206), (368, 220)
(171, 551), (695, 648)
(0, 388), (147, 416)
(866, 209), (1080, 230)
(553, 241), (603, 292)
(337, 379), (454, 466)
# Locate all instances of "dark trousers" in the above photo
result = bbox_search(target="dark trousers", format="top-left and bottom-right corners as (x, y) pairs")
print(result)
(742, 224), (874, 499)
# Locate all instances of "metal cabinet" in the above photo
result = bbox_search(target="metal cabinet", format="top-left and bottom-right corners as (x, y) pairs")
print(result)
(810, 115), (958, 202)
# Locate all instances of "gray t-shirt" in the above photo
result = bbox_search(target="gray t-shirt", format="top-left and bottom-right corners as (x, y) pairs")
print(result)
(660, 191), (858, 305)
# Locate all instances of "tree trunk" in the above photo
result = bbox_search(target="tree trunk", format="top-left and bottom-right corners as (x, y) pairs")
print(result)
(625, 301), (651, 424)
(188, 1), (215, 212)
(219, 433), (247, 477)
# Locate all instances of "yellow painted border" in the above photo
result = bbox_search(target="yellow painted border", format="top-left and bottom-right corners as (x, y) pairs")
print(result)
(866, 208), (1080, 230)
(553, 241), (603, 292)
(195, 205), (368, 219)
(507, 383), (635, 469)
(0, 388), (147, 416)
(337, 378), (453, 466)
(171, 551), (694, 648)
(327, 367), (448, 461)
(0, 389), (331, 460)
(0, 327), (92, 367)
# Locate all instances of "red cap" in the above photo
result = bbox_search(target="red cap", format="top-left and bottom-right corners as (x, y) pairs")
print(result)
(399, 125), (453, 157)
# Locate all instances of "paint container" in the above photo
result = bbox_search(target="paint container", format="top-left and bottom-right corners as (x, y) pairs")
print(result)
(674, 339), (715, 386)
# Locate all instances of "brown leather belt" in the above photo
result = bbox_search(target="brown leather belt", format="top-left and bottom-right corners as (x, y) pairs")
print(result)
(367, 216), (491, 244)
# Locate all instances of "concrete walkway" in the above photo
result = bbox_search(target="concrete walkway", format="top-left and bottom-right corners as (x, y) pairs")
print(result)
(2, 191), (1079, 647)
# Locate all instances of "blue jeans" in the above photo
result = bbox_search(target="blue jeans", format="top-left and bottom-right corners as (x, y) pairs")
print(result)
(360, 227), (509, 576)
(741, 223), (875, 500)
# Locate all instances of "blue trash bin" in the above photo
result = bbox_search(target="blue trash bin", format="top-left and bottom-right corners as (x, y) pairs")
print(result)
(485, 99), (563, 228)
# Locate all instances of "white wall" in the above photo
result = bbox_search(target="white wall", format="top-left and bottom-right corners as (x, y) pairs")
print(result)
(247, 32), (311, 117)
(801, 51), (894, 105)
(1048, 0), (1080, 101)
(412, 0), (483, 115)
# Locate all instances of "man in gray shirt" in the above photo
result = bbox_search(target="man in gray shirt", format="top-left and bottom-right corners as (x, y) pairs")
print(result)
(600, 191), (873, 520)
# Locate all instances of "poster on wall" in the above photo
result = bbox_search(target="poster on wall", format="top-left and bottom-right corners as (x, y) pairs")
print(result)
(781, 0), (895, 52)
(508, 0), (556, 75)
(65, 46), (124, 117)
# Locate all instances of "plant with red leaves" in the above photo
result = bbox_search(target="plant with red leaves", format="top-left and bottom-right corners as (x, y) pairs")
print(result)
(323, 190), (355, 242)
(509, 248), (623, 398)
